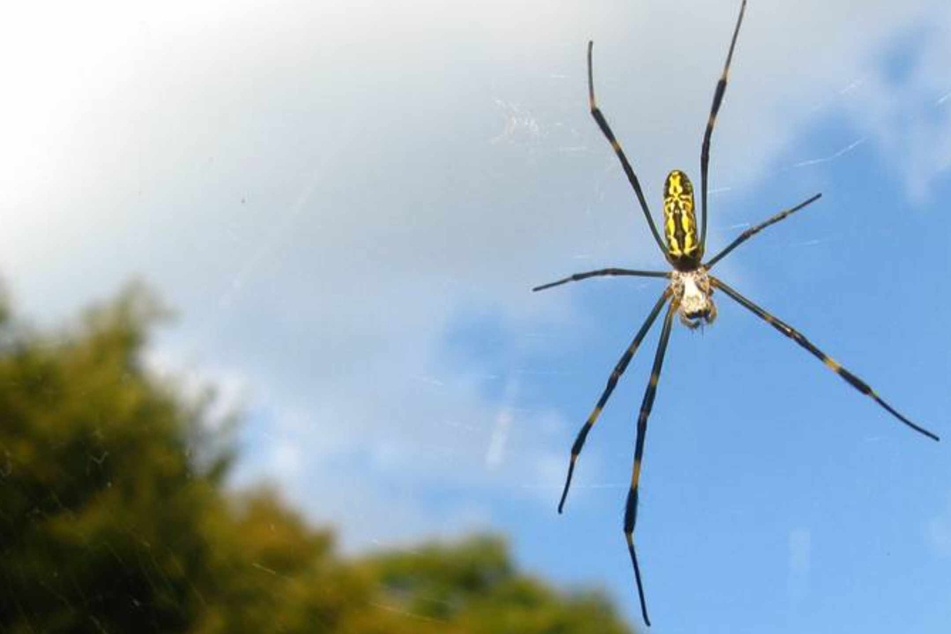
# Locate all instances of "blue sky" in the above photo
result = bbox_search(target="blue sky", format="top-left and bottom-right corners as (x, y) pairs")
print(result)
(1, 0), (950, 631)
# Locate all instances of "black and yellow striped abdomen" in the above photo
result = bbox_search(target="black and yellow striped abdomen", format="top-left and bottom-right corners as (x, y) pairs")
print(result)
(663, 170), (701, 269)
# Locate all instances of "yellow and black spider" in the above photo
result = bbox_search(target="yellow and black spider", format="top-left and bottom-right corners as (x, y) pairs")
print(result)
(533, 0), (939, 626)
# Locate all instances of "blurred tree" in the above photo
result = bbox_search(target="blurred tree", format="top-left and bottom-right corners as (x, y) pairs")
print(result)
(0, 283), (231, 632)
(0, 283), (633, 633)
(361, 535), (632, 634)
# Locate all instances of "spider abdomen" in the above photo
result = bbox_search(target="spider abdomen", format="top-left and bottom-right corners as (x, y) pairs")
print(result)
(663, 170), (702, 269)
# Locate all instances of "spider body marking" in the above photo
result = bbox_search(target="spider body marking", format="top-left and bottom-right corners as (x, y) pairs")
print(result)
(663, 170), (702, 269)
(532, 0), (939, 626)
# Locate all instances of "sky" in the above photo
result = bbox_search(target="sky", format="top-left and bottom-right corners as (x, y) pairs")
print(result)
(1, 0), (950, 631)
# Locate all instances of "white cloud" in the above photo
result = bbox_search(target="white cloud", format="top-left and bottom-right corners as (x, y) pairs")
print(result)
(787, 527), (812, 606)
(145, 344), (250, 430)
(927, 493), (951, 558)
(0, 0), (949, 550)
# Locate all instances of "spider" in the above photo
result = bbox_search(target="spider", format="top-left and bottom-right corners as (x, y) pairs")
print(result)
(533, 0), (939, 626)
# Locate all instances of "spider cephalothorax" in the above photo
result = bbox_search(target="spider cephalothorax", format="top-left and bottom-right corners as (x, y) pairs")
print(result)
(670, 267), (716, 328)
(533, 0), (938, 626)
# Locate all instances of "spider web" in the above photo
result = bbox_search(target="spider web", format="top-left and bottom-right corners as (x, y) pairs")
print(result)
(2, 1), (950, 631)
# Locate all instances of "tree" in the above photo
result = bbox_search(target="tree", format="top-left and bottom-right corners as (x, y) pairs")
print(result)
(0, 283), (634, 633)
(0, 283), (229, 632)
(361, 535), (631, 634)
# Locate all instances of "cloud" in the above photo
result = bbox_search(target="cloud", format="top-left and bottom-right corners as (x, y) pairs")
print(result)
(787, 527), (812, 604)
(926, 493), (951, 558)
(1, 0), (949, 551)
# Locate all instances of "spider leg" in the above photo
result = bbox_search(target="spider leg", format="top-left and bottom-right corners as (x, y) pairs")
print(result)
(625, 298), (677, 627)
(533, 268), (669, 292)
(712, 277), (939, 441)
(587, 41), (667, 256)
(700, 0), (747, 252)
(558, 289), (672, 513)
(704, 193), (822, 269)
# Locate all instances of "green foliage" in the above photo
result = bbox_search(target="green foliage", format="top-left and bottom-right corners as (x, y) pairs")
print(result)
(363, 536), (631, 634)
(0, 282), (634, 633)
(0, 283), (221, 632)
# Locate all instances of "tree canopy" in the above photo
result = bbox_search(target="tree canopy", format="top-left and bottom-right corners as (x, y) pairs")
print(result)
(0, 283), (634, 633)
